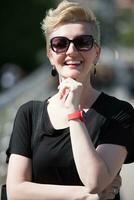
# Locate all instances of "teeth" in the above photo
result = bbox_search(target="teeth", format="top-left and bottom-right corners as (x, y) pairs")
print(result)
(65, 61), (82, 65)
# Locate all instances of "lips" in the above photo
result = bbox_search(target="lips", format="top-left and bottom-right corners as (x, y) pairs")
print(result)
(64, 60), (82, 65)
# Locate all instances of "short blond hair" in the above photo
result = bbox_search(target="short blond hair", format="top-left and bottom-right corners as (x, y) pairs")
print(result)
(41, 0), (100, 50)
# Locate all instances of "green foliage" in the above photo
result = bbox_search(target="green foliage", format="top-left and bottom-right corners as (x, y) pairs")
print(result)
(118, 27), (134, 46)
(0, 0), (56, 73)
(117, 9), (134, 46)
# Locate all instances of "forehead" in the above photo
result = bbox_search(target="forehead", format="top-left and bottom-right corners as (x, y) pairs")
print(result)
(50, 22), (93, 39)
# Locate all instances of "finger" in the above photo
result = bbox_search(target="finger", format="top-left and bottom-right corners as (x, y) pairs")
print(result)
(108, 192), (117, 199)
(101, 192), (115, 200)
(112, 174), (121, 183)
(58, 80), (71, 99)
(58, 78), (82, 91)
(58, 83), (75, 100)
(87, 193), (100, 200)
(62, 88), (70, 101)
(108, 175), (122, 190)
(102, 186), (119, 196)
(114, 175), (122, 186)
(58, 87), (69, 99)
(113, 187), (119, 195)
(102, 187), (119, 200)
(110, 178), (122, 188)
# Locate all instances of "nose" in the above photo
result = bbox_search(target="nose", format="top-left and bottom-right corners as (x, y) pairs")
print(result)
(66, 42), (78, 54)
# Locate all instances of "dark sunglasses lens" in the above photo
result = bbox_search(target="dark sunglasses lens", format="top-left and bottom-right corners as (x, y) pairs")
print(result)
(51, 37), (69, 53)
(74, 35), (93, 51)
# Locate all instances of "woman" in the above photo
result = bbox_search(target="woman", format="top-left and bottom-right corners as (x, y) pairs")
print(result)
(6, 1), (134, 200)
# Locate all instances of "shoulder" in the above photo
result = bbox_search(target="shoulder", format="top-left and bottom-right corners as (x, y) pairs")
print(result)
(18, 100), (43, 113)
(94, 93), (134, 163)
(92, 92), (134, 129)
(93, 92), (134, 119)
(15, 100), (45, 121)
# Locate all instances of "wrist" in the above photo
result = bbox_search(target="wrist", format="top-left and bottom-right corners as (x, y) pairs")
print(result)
(67, 106), (80, 114)
(68, 111), (84, 122)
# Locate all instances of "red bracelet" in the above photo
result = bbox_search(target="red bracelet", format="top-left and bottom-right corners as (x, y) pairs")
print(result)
(68, 111), (84, 122)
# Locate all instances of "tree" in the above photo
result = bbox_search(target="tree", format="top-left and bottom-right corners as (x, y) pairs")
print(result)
(0, 0), (56, 73)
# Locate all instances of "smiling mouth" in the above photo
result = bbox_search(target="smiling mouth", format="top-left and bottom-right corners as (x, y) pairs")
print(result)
(64, 61), (83, 67)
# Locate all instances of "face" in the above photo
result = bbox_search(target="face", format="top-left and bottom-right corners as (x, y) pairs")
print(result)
(48, 22), (101, 82)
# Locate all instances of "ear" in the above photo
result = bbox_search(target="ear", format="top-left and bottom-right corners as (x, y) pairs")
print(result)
(94, 45), (101, 65)
(47, 49), (55, 65)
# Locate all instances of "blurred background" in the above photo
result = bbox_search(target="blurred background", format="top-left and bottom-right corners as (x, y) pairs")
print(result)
(0, 0), (134, 199)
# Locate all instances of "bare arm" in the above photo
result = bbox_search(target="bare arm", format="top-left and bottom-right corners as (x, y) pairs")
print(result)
(7, 154), (121, 200)
(58, 78), (127, 193)
(69, 119), (127, 193)
(6, 154), (100, 200)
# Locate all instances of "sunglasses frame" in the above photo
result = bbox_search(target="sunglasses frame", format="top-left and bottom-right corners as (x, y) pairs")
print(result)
(50, 35), (95, 53)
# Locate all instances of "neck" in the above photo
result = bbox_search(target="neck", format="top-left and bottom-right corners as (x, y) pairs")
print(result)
(79, 79), (100, 110)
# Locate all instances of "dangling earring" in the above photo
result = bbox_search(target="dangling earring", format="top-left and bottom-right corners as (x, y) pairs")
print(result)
(51, 66), (57, 77)
(93, 64), (97, 76)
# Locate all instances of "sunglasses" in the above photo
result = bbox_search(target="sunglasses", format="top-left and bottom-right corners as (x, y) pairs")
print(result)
(50, 35), (94, 53)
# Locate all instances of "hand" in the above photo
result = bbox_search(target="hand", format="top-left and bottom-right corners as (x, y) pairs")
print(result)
(100, 174), (121, 200)
(86, 193), (100, 200)
(72, 186), (100, 200)
(58, 78), (83, 112)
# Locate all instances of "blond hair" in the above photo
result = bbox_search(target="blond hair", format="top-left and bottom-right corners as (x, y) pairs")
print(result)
(41, 0), (100, 50)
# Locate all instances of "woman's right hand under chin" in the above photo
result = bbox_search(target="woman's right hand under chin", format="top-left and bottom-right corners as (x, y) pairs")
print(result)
(58, 77), (83, 112)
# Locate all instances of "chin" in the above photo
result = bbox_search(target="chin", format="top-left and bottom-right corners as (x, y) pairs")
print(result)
(63, 69), (81, 78)
(64, 73), (81, 80)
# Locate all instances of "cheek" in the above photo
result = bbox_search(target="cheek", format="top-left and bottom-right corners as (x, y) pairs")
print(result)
(84, 51), (96, 64)
(54, 55), (65, 66)
(84, 54), (94, 65)
(49, 52), (64, 66)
